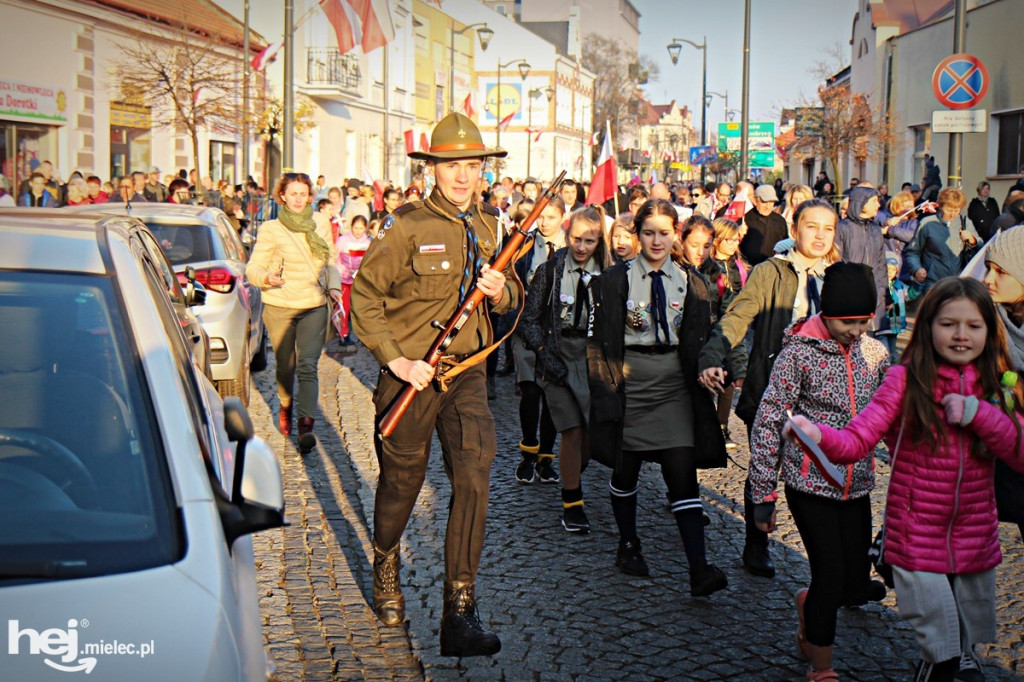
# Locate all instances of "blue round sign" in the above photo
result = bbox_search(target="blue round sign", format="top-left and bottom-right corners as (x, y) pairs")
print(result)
(932, 53), (988, 110)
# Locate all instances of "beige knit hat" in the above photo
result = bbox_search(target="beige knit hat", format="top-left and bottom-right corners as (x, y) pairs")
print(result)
(986, 226), (1024, 285)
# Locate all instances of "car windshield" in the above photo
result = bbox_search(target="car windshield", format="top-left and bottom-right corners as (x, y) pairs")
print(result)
(145, 222), (216, 265)
(0, 272), (180, 581)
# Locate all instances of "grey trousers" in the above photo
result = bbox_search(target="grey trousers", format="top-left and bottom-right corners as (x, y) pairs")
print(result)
(262, 303), (327, 419)
(892, 565), (996, 662)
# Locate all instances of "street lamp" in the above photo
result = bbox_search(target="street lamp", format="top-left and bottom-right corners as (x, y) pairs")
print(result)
(667, 36), (707, 183)
(494, 58), (530, 158)
(449, 22), (493, 113)
(526, 86), (554, 178)
(706, 90), (728, 127)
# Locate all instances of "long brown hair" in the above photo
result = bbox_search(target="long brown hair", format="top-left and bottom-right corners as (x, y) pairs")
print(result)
(900, 277), (1022, 457)
(633, 198), (681, 265)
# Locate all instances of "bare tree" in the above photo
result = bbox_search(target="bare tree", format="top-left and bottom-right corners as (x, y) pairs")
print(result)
(808, 40), (850, 82)
(108, 20), (246, 183)
(582, 34), (659, 154)
(790, 83), (904, 193)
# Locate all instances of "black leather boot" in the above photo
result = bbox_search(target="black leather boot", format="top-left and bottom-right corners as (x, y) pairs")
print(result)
(372, 542), (405, 627)
(439, 581), (501, 657)
(743, 480), (776, 578)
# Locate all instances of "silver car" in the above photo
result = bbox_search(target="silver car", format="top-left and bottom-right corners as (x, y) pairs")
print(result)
(65, 203), (266, 405)
(0, 211), (284, 680)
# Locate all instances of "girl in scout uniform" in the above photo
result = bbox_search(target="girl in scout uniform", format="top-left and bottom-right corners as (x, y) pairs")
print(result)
(587, 199), (729, 596)
(520, 206), (612, 533)
(512, 196), (568, 484)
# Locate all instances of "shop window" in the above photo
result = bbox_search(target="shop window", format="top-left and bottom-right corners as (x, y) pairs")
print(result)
(209, 141), (236, 184)
(0, 121), (58, 193)
(997, 111), (1024, 176)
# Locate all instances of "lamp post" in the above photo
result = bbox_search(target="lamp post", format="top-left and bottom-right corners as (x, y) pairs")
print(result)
(706, 90), (728, 127)
(526, 86), (554, 178)
(494, 58), (530, 158)
(667, 36), (707, 184)
(449, 22), (493, 113)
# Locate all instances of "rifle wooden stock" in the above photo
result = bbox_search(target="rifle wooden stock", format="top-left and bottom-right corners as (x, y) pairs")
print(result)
(378, 170), (568, 438)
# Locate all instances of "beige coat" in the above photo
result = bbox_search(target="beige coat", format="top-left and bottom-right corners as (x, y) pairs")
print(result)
(246, 213), (341, 310)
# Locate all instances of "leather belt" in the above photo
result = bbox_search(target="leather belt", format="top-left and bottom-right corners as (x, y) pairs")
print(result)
(624, 344), (677, 355)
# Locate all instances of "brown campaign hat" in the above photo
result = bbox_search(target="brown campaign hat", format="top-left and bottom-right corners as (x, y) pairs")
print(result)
(409, 112), (507, 161)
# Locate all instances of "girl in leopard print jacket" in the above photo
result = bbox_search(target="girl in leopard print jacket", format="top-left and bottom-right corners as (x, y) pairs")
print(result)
(747, 263), (890, 682)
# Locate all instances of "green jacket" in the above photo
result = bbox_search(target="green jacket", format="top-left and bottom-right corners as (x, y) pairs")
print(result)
(697, 256), (799, 425)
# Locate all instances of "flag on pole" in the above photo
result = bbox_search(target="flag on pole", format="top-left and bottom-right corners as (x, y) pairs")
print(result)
(723, 184), (754, 223)
(321, 0), (360, 54)
(525, 127), (543, 142)
(250, 41), (282, 71)
(347, 0), (394, 53)
(589, 132), (599, 146)
(497, 111), (515, 132)
(587, 120), (617, 207)
(403, 129), (415, 155)
(462, 92), (476, 118)
(419, 132), (429, 153)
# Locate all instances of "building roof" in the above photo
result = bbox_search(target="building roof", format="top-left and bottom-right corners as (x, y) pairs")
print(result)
(88, 0), (267, 51)
(637, 99), (688, 127)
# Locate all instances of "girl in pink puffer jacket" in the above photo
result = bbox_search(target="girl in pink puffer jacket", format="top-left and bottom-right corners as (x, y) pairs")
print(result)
(788, 278), (1024, 682)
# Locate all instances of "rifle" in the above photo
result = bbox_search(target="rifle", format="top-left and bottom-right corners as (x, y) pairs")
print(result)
(378, 170), (568, 438)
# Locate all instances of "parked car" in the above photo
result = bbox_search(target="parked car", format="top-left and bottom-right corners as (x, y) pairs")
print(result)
(0, 211), (284, 681)
(64, 203), (265, 405)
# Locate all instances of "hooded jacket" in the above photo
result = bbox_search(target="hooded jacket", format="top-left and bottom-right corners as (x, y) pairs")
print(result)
(817, 364), (1024, 574)
(835, 186), (887, 329)
(902, 212), (981, 293)
(749, 315), (889, 503)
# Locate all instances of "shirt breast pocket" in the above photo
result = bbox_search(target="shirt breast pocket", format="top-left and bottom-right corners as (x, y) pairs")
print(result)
(412, 253), (455, 300)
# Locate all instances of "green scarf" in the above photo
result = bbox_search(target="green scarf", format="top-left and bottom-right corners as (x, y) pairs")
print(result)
(279, 204), (331, 263)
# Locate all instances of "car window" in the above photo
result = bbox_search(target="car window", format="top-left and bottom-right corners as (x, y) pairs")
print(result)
(137, 229), (186, 305)
(145, 222), (215, 264)
(216, 216), (246, 262)
(0, 271), (181, 581)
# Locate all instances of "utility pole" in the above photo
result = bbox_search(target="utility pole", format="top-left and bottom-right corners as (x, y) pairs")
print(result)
(242, 0), (250, 186)
(739, 0), (751, 181)
(283, 0), (294, 170)
(947, 0), (967, 188)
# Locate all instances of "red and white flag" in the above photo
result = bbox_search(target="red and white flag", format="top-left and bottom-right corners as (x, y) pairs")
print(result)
(589, 132), (599, 146)
(250, 42), (282, 72)
(525, 127), (543, 142)
(587, 120), (617, 207)
(462, 92), (476, 118)
(497, 111), (515, 132)
(403, 129), (415, 155)
(419, 132), (429, 152)
(320, 0), (394, 54)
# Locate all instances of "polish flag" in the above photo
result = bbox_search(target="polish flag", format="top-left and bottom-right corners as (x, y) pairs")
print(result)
(723, 184), (754, 223)
(462, 92), (476, 118)
(403, 129), (415, 155)
(525, 127), (543, 142)
(250, 42), (282, 72)
(321, 0), (360, 54)
(320, 0), (394, 54)
(588, 132), (599, 146)
(419, 132), (429, 152)
(587, 120), (617, 207)
(497, 111), (515, 132)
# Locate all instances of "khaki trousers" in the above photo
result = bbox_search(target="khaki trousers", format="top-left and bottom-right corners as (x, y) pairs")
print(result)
(372, 363), (496, 583)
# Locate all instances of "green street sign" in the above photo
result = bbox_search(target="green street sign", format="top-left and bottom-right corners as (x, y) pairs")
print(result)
(717, 121), (775, 169)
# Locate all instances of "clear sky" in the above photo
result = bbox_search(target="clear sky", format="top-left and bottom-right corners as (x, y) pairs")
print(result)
(633, 0), (858, 138)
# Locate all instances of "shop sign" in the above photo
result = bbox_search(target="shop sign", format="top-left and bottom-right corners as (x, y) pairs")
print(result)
(0, 78), (67, 123)
(110, 102), (151, 129)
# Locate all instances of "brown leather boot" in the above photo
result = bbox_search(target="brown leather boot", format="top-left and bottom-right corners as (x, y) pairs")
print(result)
(439, 581), (501, 657)
(278, 404), (292, 435)
(297, 417), (316, 453)
(372, 542), (405, 627)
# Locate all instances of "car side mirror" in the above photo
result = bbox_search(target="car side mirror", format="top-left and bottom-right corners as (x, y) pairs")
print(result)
(241, 229), (254, 246)
(218, 398), (286, 546)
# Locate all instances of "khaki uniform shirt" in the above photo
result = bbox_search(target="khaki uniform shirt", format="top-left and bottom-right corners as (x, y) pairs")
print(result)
(624, 257), (687, 346)
(351, 188), (518, 367)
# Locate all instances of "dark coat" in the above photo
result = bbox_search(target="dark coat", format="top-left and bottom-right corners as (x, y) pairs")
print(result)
(836, 187), (887, 329)
(741, 209), (788, 266)
(968, 196), (1001, 242)
(587, 260), (727, 470)
(519, 247), (577, 384)
(697, 257), (800, 425)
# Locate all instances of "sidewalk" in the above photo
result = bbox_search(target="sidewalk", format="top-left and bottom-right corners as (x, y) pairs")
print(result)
(252, 345), (1024, 681)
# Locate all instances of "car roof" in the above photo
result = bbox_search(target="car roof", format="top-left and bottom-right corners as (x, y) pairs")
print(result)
(63, 201), (225, 226)
(0, 208), (140, 275)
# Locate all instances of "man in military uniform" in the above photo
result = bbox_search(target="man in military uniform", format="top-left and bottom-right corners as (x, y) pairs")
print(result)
(351, 112), (517, 657)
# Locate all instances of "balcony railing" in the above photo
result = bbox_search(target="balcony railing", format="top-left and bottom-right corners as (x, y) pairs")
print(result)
(306, 48), (360, 89)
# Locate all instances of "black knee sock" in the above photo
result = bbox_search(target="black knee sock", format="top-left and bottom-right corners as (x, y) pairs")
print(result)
(561, 486), (583, 508)
(519, 382), (541, 446)
(609, 489), (638, 543)
(674, 508), (707, 573)
(539, 399), (556, 454)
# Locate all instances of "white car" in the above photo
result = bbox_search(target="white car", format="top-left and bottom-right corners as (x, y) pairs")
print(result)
(0, 211), (285, 681)
(64, 203), (266, 406)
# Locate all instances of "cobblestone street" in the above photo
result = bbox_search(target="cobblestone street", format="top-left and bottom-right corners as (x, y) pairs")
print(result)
(251, 345), (1024, 681)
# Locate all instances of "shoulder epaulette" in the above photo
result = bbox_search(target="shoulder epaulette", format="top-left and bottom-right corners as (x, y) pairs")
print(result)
(479, 203), (500, 217)
(393, 200), (422, 216)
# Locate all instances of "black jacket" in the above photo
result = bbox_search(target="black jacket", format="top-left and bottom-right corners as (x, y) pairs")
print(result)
(519, 247), (583, 385)
(740, 209), (789, 266)
(587, 260), (726, 470)
(968, 196), (1001, 242)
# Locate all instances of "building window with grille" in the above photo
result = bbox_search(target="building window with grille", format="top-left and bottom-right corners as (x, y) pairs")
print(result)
(997, 110), (1024, 176)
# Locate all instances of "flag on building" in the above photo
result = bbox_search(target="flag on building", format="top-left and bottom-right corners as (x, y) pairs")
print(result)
(587, 120), (617, 207)
(403, 129), (415, 155)
(525, 127), (543, 142)
(462, 92), (476, 118)
(320, 0), (394, 54)
(250, 42), (282, 72)
(419, 132), (429, 152)
(497, 111), (515, 132)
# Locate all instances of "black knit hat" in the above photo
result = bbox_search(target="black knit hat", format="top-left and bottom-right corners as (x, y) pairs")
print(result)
(820, 262), (877, 319)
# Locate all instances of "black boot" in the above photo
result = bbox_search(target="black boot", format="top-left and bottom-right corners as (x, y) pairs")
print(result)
(439, 581), (501, 657)
(372, 542), (405, 627)
(743, 480), (776, 578)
